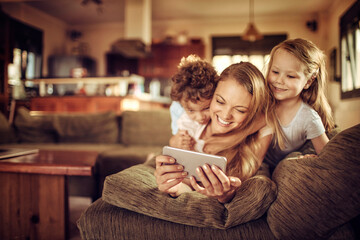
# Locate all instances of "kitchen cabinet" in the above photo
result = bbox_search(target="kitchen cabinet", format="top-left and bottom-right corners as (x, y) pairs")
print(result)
(138, 42), (205, 78)
(106, 53), (138, 76)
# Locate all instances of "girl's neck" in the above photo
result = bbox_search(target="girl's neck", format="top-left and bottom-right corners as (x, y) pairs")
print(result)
(276, 97), (303, 126)
(277, 96), (302, 109)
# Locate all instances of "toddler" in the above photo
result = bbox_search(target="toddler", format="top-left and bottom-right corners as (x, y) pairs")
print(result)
(169, 55), (219, 152)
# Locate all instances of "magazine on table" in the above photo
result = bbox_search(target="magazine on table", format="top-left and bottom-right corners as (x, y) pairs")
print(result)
(0, 148), (39, 160)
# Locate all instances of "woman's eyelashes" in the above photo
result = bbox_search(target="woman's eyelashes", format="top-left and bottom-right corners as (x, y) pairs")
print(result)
(216, 98), (224, 105)
(235, 108), (246, 114)
(215, 99), (246, 114)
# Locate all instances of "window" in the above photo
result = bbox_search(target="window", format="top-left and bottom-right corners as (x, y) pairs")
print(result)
(340, 1), (360, 99)
(8, 17), (43, 82)
(212, 35), (286, 74)
(6, 17), (43, 100)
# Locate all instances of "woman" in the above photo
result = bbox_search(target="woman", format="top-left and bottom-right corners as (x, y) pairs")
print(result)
(155, 62), (278, 203)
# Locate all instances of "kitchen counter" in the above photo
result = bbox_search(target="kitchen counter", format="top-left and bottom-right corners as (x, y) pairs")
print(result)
(30, 95), (171, 114)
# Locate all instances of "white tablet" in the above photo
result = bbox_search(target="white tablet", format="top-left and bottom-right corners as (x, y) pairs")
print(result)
(162, 146), (227, 181)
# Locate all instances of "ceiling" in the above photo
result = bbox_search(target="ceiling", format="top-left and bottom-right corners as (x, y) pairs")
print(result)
(0, 0), (333, 25)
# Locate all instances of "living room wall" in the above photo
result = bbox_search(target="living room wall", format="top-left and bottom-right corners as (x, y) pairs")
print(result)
(321, 0), (360, 130)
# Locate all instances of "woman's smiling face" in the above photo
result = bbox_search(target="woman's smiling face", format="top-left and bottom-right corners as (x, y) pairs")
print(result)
(209, 78), (252, 135)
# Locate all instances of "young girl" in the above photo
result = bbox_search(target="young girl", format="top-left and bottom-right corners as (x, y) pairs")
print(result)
(155, 62), (278, 203)
(169, 55), (219, 151)
(265, 38), (335, 168)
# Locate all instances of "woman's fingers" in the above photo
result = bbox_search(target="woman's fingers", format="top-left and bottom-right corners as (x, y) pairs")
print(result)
(155, 164), (187, 182)
(195, 165), (213, 192)
(189, 176), (206, 193)
(192, 165), (237, 197)
(154, 154), (189, 194)
(155, 155), (175, 168)
(158, 178), (183, 193)
(211, 165), (231, 193)
(229, 177), (242, 188)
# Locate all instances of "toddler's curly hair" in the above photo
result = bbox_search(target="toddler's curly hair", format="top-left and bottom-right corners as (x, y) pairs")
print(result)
(170, 55), (219, 103)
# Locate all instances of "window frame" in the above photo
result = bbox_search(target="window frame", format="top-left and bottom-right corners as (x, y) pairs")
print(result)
(211, 34), (287, 74)
(339, 0), (360, 99)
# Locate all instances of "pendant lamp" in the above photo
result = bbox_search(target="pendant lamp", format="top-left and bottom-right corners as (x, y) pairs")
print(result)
(242, 0), (263, 42)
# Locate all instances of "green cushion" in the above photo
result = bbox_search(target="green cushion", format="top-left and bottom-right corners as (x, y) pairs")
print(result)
(14, 107), (56, 143)
(52, 111), (119, 143)
(102, 164), (276, 229)
(267, 124), (360, 239)
(121, 110), (172, 146)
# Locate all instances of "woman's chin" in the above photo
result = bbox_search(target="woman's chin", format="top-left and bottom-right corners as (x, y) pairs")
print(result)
(212, 122), (234, 135)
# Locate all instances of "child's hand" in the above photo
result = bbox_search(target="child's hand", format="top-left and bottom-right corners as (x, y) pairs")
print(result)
(170, 130), (195, 150)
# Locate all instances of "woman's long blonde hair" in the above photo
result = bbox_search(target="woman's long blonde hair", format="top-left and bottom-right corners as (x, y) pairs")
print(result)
(204, 62), (278, 181)
(266, 38), (335, 133)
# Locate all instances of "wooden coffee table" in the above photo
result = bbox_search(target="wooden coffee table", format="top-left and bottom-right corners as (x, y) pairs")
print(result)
(0, 149), (98, 240)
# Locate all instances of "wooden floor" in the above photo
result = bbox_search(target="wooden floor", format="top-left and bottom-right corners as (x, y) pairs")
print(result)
(69, 196), (92, 240)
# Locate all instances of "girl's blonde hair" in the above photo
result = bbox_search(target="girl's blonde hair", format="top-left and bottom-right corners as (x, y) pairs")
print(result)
(204, 62), (278, 181)
(266, 38), (335, 132)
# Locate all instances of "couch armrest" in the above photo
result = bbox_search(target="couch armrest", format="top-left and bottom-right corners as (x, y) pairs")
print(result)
(267, 124), (360, 239)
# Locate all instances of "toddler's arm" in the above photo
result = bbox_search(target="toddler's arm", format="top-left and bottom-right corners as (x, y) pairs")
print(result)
(169, 130), (195, 150)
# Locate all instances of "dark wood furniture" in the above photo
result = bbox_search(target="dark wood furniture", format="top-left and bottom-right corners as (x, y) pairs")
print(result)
(139, 42), (205, 78)
(30, 96), (170, 114)
(0, 150), (98, 240)
(0, 10), (10, 115)
(107, 42), (205, 78)
(0, 10), (43, 117)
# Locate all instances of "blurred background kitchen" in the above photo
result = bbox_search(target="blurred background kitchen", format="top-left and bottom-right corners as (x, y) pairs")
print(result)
(0, 0), (359, 129)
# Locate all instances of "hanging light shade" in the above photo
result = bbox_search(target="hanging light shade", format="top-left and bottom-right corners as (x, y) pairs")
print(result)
(242, 0), (263, 42)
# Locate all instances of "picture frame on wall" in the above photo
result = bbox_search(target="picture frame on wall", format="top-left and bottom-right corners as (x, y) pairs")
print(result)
(330, 48), (340, 82)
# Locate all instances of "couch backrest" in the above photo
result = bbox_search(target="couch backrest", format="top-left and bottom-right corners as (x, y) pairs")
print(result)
(121, 110), (172, 146)
(10, 107), (172, 146)
(13, 107), (119, 144)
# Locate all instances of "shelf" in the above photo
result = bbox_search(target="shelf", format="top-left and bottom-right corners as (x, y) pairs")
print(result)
(27, 75), (144, 85)
(25, 75), (145, 97)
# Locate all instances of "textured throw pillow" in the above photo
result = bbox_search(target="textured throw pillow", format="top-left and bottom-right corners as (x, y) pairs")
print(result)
(52, 111), (119, 143)
(267, 124), (360, 239)
(102, 164), (276, 229)
(14, 107), (56, 143)
(121, 110), (172, 146)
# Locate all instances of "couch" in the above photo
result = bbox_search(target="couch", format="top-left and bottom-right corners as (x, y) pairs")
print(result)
(77, 123), (360, 239)
(0, 107), (172, 200)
